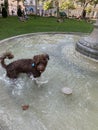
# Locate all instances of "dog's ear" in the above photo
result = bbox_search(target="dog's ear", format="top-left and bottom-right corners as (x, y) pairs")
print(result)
(33, 54), (49, 65)
(33, 55), (39, 65)
(45, 54), (49, 60)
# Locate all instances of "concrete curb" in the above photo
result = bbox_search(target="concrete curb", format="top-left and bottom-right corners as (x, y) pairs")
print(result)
(0, 32), (89, 44)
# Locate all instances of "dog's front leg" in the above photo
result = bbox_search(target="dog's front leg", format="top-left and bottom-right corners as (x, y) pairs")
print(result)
(28, 73), (36, 81)
(29, 74), (40, 86)
(27, 73), (32, 78)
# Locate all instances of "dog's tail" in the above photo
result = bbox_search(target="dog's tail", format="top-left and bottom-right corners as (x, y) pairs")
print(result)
(0, 52), (14, 68)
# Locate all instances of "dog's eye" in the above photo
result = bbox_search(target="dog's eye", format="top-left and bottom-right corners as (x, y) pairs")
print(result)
(37, 62), (42, 65)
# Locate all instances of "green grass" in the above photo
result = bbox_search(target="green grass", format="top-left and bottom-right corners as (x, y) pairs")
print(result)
(0, 16), (94, 40)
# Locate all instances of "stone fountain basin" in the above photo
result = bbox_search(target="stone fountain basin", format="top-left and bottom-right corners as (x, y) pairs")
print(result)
(0, 33), (98, 130)
(76, 39), (98, 59)
(76, 19), (98, 60)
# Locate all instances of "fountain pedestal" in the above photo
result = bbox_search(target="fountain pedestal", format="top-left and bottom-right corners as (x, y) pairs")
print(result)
(75, 19), (98, 60)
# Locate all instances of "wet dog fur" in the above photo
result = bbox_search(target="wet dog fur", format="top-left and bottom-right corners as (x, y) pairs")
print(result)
(0, 52), (49, 79)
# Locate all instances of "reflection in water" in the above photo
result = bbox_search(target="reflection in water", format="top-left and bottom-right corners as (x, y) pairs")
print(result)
(0, 34), (98, 130)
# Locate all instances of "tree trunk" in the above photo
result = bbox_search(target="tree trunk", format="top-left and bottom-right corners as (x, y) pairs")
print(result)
(35, 0), (37, 16)
(56, 1), (59, 18)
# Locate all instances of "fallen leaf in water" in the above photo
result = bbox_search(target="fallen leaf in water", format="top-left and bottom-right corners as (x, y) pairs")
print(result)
(22, 105), (29, 110)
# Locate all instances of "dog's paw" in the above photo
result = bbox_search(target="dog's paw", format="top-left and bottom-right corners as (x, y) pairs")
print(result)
(36, 79), (48, 87)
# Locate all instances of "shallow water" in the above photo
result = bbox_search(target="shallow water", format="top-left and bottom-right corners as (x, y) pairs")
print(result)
(0, 33), (98, 130)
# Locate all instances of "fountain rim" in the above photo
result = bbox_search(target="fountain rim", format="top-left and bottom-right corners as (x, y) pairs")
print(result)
(1, 32), (98, 62)
(0, 32), (87, 44)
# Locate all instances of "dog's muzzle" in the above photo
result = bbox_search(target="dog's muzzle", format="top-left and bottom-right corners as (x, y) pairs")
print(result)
(37, 64), (45, 73)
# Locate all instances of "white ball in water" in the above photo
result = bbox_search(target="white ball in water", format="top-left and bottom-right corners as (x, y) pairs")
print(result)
(61, 87), (72, 95)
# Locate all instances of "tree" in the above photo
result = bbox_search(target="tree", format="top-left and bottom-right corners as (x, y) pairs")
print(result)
(4, 0), (8, 10)
(35, 0), (38, 16)
(43, 0), (75, 19)
(86, 5), (92, 14)
(76, 0), (98, 7)
(43, 0), (60, 17)
(4, 0), (8, 16)
(43, 0), (53, 10)
(90, 0), (98, 8)
(90, 0), (98, 17)
(76, 0), (98, 18)
(60, 0), (75, 17)
(1, 0), (8, 17)
(1, 5), (8, 18)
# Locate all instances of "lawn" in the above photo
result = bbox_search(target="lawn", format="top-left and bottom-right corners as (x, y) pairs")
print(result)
(0, 16), (94, 40)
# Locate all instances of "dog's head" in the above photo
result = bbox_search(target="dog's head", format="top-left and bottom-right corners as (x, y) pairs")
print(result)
(33, 54), (49, 73)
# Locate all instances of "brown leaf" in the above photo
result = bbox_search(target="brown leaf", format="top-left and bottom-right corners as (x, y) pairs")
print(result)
(22, 105), (29, 110)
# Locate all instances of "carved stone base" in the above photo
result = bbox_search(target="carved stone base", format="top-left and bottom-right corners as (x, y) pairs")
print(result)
(76, 40), (98, 60)
(76, 19), (98, 60)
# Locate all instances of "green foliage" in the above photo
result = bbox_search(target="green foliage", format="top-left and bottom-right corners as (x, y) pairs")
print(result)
(90, 0), (98, 6)
(60, 0), (75, 10)
(43, 0), (53, 10)
(76, 0), (98, 7)
(4, 0), (8, 10)
(85, 5), (92, 13)
(90, 0), (98, 4)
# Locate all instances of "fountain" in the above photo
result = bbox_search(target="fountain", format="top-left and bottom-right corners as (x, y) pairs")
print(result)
(76, 19), (98, 60)
(0, 33), (98, 130)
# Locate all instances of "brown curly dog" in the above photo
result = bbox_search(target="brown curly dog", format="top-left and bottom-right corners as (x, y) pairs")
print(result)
(0, 52), (49, 79)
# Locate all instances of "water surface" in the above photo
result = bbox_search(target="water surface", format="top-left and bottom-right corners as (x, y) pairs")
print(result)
(0, 34), (98, 130)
